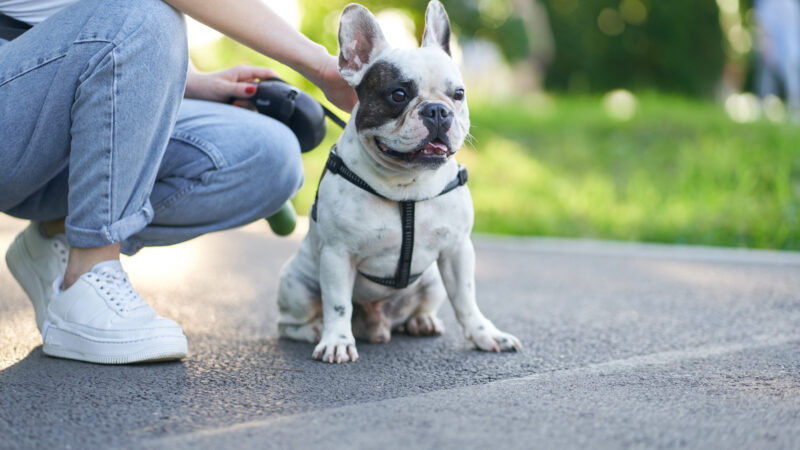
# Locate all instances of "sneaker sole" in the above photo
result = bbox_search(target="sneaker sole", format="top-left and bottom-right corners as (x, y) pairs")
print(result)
(6, 233), (48, 332)
(43, 323), (188, 364)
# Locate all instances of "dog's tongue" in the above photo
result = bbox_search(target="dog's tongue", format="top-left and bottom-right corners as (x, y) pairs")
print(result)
(425, 140), (448, 152)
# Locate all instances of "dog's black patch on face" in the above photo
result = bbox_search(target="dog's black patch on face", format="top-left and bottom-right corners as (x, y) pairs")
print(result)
(355, 61), (418, 131)
(334, 305), (346, 317)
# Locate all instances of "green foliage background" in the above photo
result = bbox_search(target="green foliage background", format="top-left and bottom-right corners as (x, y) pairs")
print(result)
(293, 0), (726, 96)
(542, 0), (725, 96)
(189, 2), (800, 250)
(464, 94), (799, 250)
(294, 0), (531, 61)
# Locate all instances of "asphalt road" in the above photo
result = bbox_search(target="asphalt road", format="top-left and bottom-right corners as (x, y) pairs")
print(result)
(1, 215), (799, 449)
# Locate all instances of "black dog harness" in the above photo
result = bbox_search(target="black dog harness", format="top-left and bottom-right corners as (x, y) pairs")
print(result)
(311, 147), (468, 289)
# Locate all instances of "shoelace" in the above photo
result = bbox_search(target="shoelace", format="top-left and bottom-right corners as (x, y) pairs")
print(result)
(93, 266), (147, 314)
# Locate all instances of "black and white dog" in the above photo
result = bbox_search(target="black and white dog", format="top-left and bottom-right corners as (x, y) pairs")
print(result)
(277, 1), (521, 363)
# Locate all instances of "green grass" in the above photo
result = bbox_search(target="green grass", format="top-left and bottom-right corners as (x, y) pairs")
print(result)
(191, 41), (800, 250)
(291, 93), (799, 250)
(463, 94), (800, 250)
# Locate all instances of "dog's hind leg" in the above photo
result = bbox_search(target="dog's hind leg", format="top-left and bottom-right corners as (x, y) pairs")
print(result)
(277, 255), (322, 343)
(397, 267), (447, 337)
(352, 301), (391, 343)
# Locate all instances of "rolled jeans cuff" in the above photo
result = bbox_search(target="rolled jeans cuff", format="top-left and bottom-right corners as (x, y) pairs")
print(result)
(65, 201), (154, 248)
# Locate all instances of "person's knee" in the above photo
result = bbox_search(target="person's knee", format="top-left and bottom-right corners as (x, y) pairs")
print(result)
(242, 120), (304, 215)
(130, 0), (186, 41)
(261, 128), (304, 205)
(117, 0), (187, 85)
(170, 104), (305, 220)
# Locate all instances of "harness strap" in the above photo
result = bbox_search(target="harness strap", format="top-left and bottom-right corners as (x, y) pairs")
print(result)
(324, 151), (384, 198)
(396, 201), (415, 287)
(440, 165), (469, 196)
(311, 147), (469, 289)
(360, 271), (424, 288)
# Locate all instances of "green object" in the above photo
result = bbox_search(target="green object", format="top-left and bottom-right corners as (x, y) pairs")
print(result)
(266, 202), (297, 236)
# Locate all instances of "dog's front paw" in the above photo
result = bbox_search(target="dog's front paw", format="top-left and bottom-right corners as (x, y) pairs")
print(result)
(312, 334), (359, 363)
(468, 323), (522, 353)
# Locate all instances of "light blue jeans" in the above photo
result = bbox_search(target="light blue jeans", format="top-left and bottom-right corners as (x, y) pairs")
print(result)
(0, 0), (303, 255)
(754, 0), (800, 109)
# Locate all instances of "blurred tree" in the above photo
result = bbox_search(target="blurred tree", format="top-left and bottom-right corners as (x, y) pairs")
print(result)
(297, 0), (534, 61)
(298, 0), (725, 96)
(542, 0), (725, 96)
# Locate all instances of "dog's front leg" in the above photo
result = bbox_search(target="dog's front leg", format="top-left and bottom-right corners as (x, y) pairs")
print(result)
(312, 246), (359, 363)
(438, 239), (522, 352)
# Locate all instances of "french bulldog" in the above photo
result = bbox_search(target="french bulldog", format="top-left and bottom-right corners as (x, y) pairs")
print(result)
(276, 0), (522, 363)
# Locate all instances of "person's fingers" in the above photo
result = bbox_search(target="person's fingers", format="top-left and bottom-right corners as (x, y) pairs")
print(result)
(231, 99), (256, 110)
(233, 65), (279, 82)
(230, 81), (259, 98)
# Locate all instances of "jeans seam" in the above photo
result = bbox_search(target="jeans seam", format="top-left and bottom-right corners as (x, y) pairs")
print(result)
(75, 41), (116, 84)
(73, 38), (115, 45)
(0, 38), (115, 87)
(0, 53), (66, 88)
(107, 46), (117, 231)
(152, 182), (200, 216)
(169, 131), (228, 170)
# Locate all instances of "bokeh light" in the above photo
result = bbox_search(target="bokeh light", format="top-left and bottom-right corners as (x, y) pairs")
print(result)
(620, 0), (648, 25)
(724, 92), (761, 123)
(762, 95), (786, 123)
(598, 8), (625, 36)
(603, 89), (637, 121)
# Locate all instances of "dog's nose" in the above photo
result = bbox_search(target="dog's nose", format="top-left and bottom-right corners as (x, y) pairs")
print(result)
(420, 103), (453, 131)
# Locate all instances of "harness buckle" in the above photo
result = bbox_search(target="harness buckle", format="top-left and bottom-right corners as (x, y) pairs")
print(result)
(327, 153), (341, 175)
(458, 166), (469, 186)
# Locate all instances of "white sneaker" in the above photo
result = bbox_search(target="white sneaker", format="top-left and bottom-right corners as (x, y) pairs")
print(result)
(43, 260), (188, 364)
(5, 222), (69, 332)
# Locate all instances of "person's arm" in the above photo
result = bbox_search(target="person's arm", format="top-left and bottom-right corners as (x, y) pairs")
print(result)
(164, 0), (357, 111)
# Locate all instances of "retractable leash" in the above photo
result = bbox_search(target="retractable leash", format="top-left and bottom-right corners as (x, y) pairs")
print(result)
(250, 78), (346, 152)
(253, 79), (347, 236)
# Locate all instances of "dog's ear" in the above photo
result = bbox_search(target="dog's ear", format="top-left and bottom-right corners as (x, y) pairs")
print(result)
(338, 3), (389, 86)
(421, 0), (451, 55)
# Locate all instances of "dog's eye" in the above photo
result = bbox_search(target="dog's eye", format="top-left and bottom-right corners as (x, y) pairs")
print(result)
(453, 88), (465, 101)
(390, 89), (407, 103)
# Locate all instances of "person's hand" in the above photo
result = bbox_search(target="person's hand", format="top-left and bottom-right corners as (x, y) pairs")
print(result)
(185, 64), (278, 104)
(313, 54), (358, 113)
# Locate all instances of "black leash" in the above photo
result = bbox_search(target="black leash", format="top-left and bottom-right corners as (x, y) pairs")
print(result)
(322, 105), (347, 128)
(312, 148), (468, 289)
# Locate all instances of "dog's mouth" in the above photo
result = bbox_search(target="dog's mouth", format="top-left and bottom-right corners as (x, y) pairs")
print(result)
(374, 137), (454, 166)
